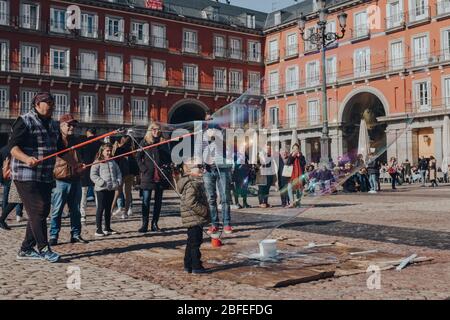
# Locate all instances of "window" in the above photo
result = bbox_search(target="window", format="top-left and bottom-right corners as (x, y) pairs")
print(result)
(0, 0), (9, 26)
(106, 96), (123, 122)
(354, 11), (368, 38)
(437, 0), (450, 15)
(326, 56), (337, 83)
(214, 36), (226, 58)
(183, 64), (198, 90)
(390, 41), (403, 70)
(305, 27), (317, 51)
(151, 60), (166, 86)
(229, 70), (243, 94)
(106, 54), (123, 82)
(21, 44), (39, 74)
(414, 80), (431, 111)
(248, 72), (261, 95)
(105, 16), (124, 42)
(229, 38), (242, 60)
(306, 61), (320, 86)
(50, 47), (69, 77)
(131, 57), (147, 85)
(151, 24), (166, 48)
(248, 41), (261, 62)
(0, 40), (8, 71)
(308, 100), (320, 125)
(20, 89), (37, 114)
(50, 7), (67, 33)
(286, 66), (299, 92)
(131, 21), (149, 45)
(442, 29), (450, 60)
(269, 107), (279, 127)
(354, 47), (371, 77)
(287, 103), (297, 128)
(79, 93), (96, 121)
(269, 71), (279, 95)
(274, 12), (281, 26)
(81, 13), (98, 38)
(249, 107), (261, 127)
(131, 98), (148, 124)
(286, 33), (298, 57)
(268, 39), (279, 62)
(214, 68), (227, 92)
(20, 2), (39, 30)
(443, 77), (450, 107)
(79, 51), (97, 80)
(409, 0), (428, 22)
(412, 34), (429, 66)
(53, 92), (69, 117)
(0, 86), (8, 116)
(183, 30), (198, 54)
(246, 14), (256, 29)
(386, 1), (403, 29)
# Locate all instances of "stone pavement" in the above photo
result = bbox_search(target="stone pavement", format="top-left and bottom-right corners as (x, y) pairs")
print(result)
(0, 183), (449, 300)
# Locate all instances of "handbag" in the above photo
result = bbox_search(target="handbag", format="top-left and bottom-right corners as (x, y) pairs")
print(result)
(282, 165), (293, 178)
(2, 157), (11, 181)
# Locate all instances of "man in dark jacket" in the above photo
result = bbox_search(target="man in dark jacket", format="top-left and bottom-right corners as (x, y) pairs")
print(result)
(367, 153), (381, 193)
(418, 156), (429, 187)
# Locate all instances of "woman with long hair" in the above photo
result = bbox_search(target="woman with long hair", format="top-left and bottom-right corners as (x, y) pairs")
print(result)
(137, 122), (172, 233)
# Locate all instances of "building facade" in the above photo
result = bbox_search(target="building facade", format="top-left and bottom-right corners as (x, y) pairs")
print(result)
(0, 0), (266, 144)
(264, 0), (450, 166)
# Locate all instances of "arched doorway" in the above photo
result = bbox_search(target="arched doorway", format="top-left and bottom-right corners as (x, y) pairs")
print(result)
(341, 90), (388, 162)
(168, 99), (209, 124)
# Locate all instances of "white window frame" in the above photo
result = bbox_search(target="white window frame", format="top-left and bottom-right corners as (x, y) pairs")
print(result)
(131, 97), (148, 124)
(308, 99), (320, 125)
(214, 35), (226, 58)
(408, 0), (429, 22)
(183, 29), (198, 54)
(79, 50), (97, 80)
(105, 16), (124, 42)
(50, 46), (70, 77)
(441, 27), (450, 61)
(269, 106), (279, 127)
(437, 0), (450, 15)
(412, 33), (429, 67)
(229, 69), (243, 94)
(0, 0), (9, 26)
(0, 39), (8, 71)
(131, 56), (147, 85)
(0, 86), (9, 116)
(106, 95), (123, 122)
(274, 12), (281, 26)
(50, 7), (68, 34)
(151, 59), (166, 87)
(389, 39), (404, 70)
(386, 0), (404, 29)
(214, 68), (227, 93)
(79, 92), (97, 122)
(413, 78), (431, 111)
(81, 12), (98, 38)
(248, 71), (261, 95)
(326, 56), (337, 83)
(248, 40), (261, 62)
(269, 70), (279, 95)
(353, 10), (369, 38)
(442, 75), (450, 108)
(286, 33), (298, 57)
(52, 91), (70, 117)
(286, 65), (299, 92)
(268, 39), (279, 62)
(287, 102), (297, 128)
(183, 64), (198, 90)
(151, 23), (166, 48)
(229, 37), (242, 60)
(131, 20), (149, 45)
(306, 60), (320, 87)
(246, 14), (256, 29)
(20, 88), (38, 114)
(106, 53), (123, 82)
(20, 43), (40, 74)
(20, 2), (40, 30)
(305, 26), (317, 52)
(354, 47), (371, 77)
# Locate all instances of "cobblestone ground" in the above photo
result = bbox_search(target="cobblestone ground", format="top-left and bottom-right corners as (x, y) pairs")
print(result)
(0, 183), (449, 300)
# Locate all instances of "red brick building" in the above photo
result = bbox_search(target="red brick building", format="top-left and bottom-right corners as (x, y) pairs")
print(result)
(0, 0), (266, 143)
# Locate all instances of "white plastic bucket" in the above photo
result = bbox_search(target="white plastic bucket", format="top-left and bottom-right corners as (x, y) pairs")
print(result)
(259, 239), (278, 258)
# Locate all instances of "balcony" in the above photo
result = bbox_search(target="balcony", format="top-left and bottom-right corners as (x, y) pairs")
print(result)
(436, 0), (450, 18)
(266, 50), (280, 64)
(182, 41), (201, 55)
(284, 45), (299, 59)
(213, 46), (227, 59)
(385, 13), (405, 33)
(407, 6), (431, 27)
(351, 26), (370, 42)
(405, 98), (450, 114)
(151, 36), (169, 49)
(228, 49), (244, 61)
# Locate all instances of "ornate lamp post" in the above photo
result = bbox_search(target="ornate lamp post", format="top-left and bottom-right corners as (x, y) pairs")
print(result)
(298, 0), (347, 167)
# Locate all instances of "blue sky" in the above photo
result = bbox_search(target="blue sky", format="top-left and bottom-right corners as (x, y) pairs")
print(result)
(230, 0), (300, 12)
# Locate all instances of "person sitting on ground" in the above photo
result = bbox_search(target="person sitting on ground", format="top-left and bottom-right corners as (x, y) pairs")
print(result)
(177, 158), (210, 275)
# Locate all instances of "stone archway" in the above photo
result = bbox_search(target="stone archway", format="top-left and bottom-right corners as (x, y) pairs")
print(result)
(168, 99), (209, 124)
(340, 88), (388, 161)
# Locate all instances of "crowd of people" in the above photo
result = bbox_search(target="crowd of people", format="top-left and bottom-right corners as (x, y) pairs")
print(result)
(0, 92), (449, 272)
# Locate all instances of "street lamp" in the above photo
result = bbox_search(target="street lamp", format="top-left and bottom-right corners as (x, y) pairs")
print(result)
(298, 4), (347, 167)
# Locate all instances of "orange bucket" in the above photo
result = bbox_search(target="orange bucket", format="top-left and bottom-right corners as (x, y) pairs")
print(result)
(211, 237), (222, 248)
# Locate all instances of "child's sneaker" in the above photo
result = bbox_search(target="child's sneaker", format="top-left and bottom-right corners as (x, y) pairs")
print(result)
(207, 226), (219, 235)
(224, 226), (233, 234)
